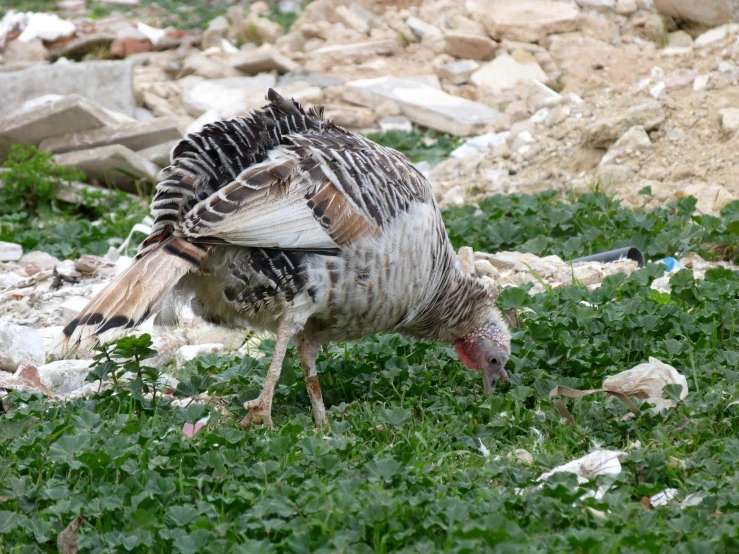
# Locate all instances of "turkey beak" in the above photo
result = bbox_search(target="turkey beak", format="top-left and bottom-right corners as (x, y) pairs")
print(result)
(482, 352), (509, 396)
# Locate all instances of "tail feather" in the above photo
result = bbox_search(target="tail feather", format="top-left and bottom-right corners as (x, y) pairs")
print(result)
(56, 238), (206, 355)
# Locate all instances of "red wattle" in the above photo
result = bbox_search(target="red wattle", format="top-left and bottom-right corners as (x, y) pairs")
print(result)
(454, 343), (477, 370)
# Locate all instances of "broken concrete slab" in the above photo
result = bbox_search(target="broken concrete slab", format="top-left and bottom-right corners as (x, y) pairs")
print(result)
(55, 144), (161, 191)
(39, 117), (184, 154)
(228, 48), (299, 74)
(182, 74), (277, 117)
(346, 77), (501, 136)
(0, 94), (130, 161)
(312, 40), (397, 57)
(0, 60), (136, 119)
(468, 0), (580, 43)
(137, 140), (179, 167)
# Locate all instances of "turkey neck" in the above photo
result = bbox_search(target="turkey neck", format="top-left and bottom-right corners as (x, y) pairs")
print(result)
(399, 241), (496, 345)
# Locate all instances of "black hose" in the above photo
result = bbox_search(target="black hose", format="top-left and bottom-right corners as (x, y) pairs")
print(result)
(572, 246), (645, 268)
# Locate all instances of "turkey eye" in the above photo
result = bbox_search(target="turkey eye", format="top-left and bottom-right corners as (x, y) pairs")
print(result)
(488, 356), (499, 366)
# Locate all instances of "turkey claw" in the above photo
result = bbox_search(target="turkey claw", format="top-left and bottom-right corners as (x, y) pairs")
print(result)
(241, 398), (273, 429)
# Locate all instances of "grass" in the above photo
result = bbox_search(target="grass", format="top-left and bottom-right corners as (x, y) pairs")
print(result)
(0, 145), (150, 259)
(3, 186), (739, 551)
(368, 130), (464, 165)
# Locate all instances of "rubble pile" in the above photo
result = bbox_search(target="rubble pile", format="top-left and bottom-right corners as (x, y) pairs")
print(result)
(1, 0), (739, 398)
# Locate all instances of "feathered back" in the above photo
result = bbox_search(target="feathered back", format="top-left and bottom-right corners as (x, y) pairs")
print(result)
(139, 89), (344, 258)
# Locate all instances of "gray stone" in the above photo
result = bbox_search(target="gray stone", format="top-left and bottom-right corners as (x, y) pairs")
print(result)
(406, 17), (443, 40)
(336, 4), (372, 34)
(468, 0), (581, 43)
(437, 60), (480, 84)
(599, 164), (635, 184)
(0, 241), (22, 262)
(182, 74), (277, 117)
(575, 0), (616, 11)
(55, 145), (161, 191)
(471, 53), (548, 94)
(37, 360), (93, 395)
(39, 117), (184, 154)
(0, 94), (128, 161)
(346, 76), (501, 136)
(0, 324), (45, 372)
(0, 60), (136, 119)
(137, 140), (179, 166)
(228, 48), (299, 74)
(583, 102), (665, 148)
(277, 68), (344, 88)
(312, 40), (398, 57)
(3, 38), (48, 64)
(444, 33), (497, 60)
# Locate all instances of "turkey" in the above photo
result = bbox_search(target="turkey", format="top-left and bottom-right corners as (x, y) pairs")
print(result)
(58, 89), (511, 428)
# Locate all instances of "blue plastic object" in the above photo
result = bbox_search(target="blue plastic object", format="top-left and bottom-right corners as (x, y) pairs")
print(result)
(659, 257), (687, 272)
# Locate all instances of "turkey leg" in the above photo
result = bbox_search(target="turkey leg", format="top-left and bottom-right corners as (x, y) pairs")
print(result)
(241, 317), (294, 429)
(296, 333), (328, 426)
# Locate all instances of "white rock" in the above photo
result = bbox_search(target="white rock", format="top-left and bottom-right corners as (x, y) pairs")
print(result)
(182, 74), (277, 118)
(720, 108), (739, 134)
(0, 324), (45, 372)
(450, 131), (509, 158)
(457, 247), (476, 274)
(511, 130), (535, 152)
(693, 74), (709, 91)
(600, 125), (652, 166)
(175, 343), (224, 368)
(650, 81), (665, 99)
(37, 360), (93, 395)
(615, 0), (638, 14)
(441, 186), (466, 206)
(60, 297), (89, 320)
(437, 60), (481, 84)
(525, 79), (562, 112)
(471, 53), (548, 95)
(379, 116), (413, 132)
(406, 16), (443, 40)
(693, 24), (739, 48)
(13, 12), (76, 43)
(0, 241), (22, 261)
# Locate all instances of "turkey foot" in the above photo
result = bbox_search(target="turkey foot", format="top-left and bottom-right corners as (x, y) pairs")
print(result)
(297, 333), (328, 426)
(240, 316), (295, 431)
(241, 396), (273, 429)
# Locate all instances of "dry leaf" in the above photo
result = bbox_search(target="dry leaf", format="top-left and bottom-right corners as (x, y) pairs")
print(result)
(57, 516), (84, 554)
